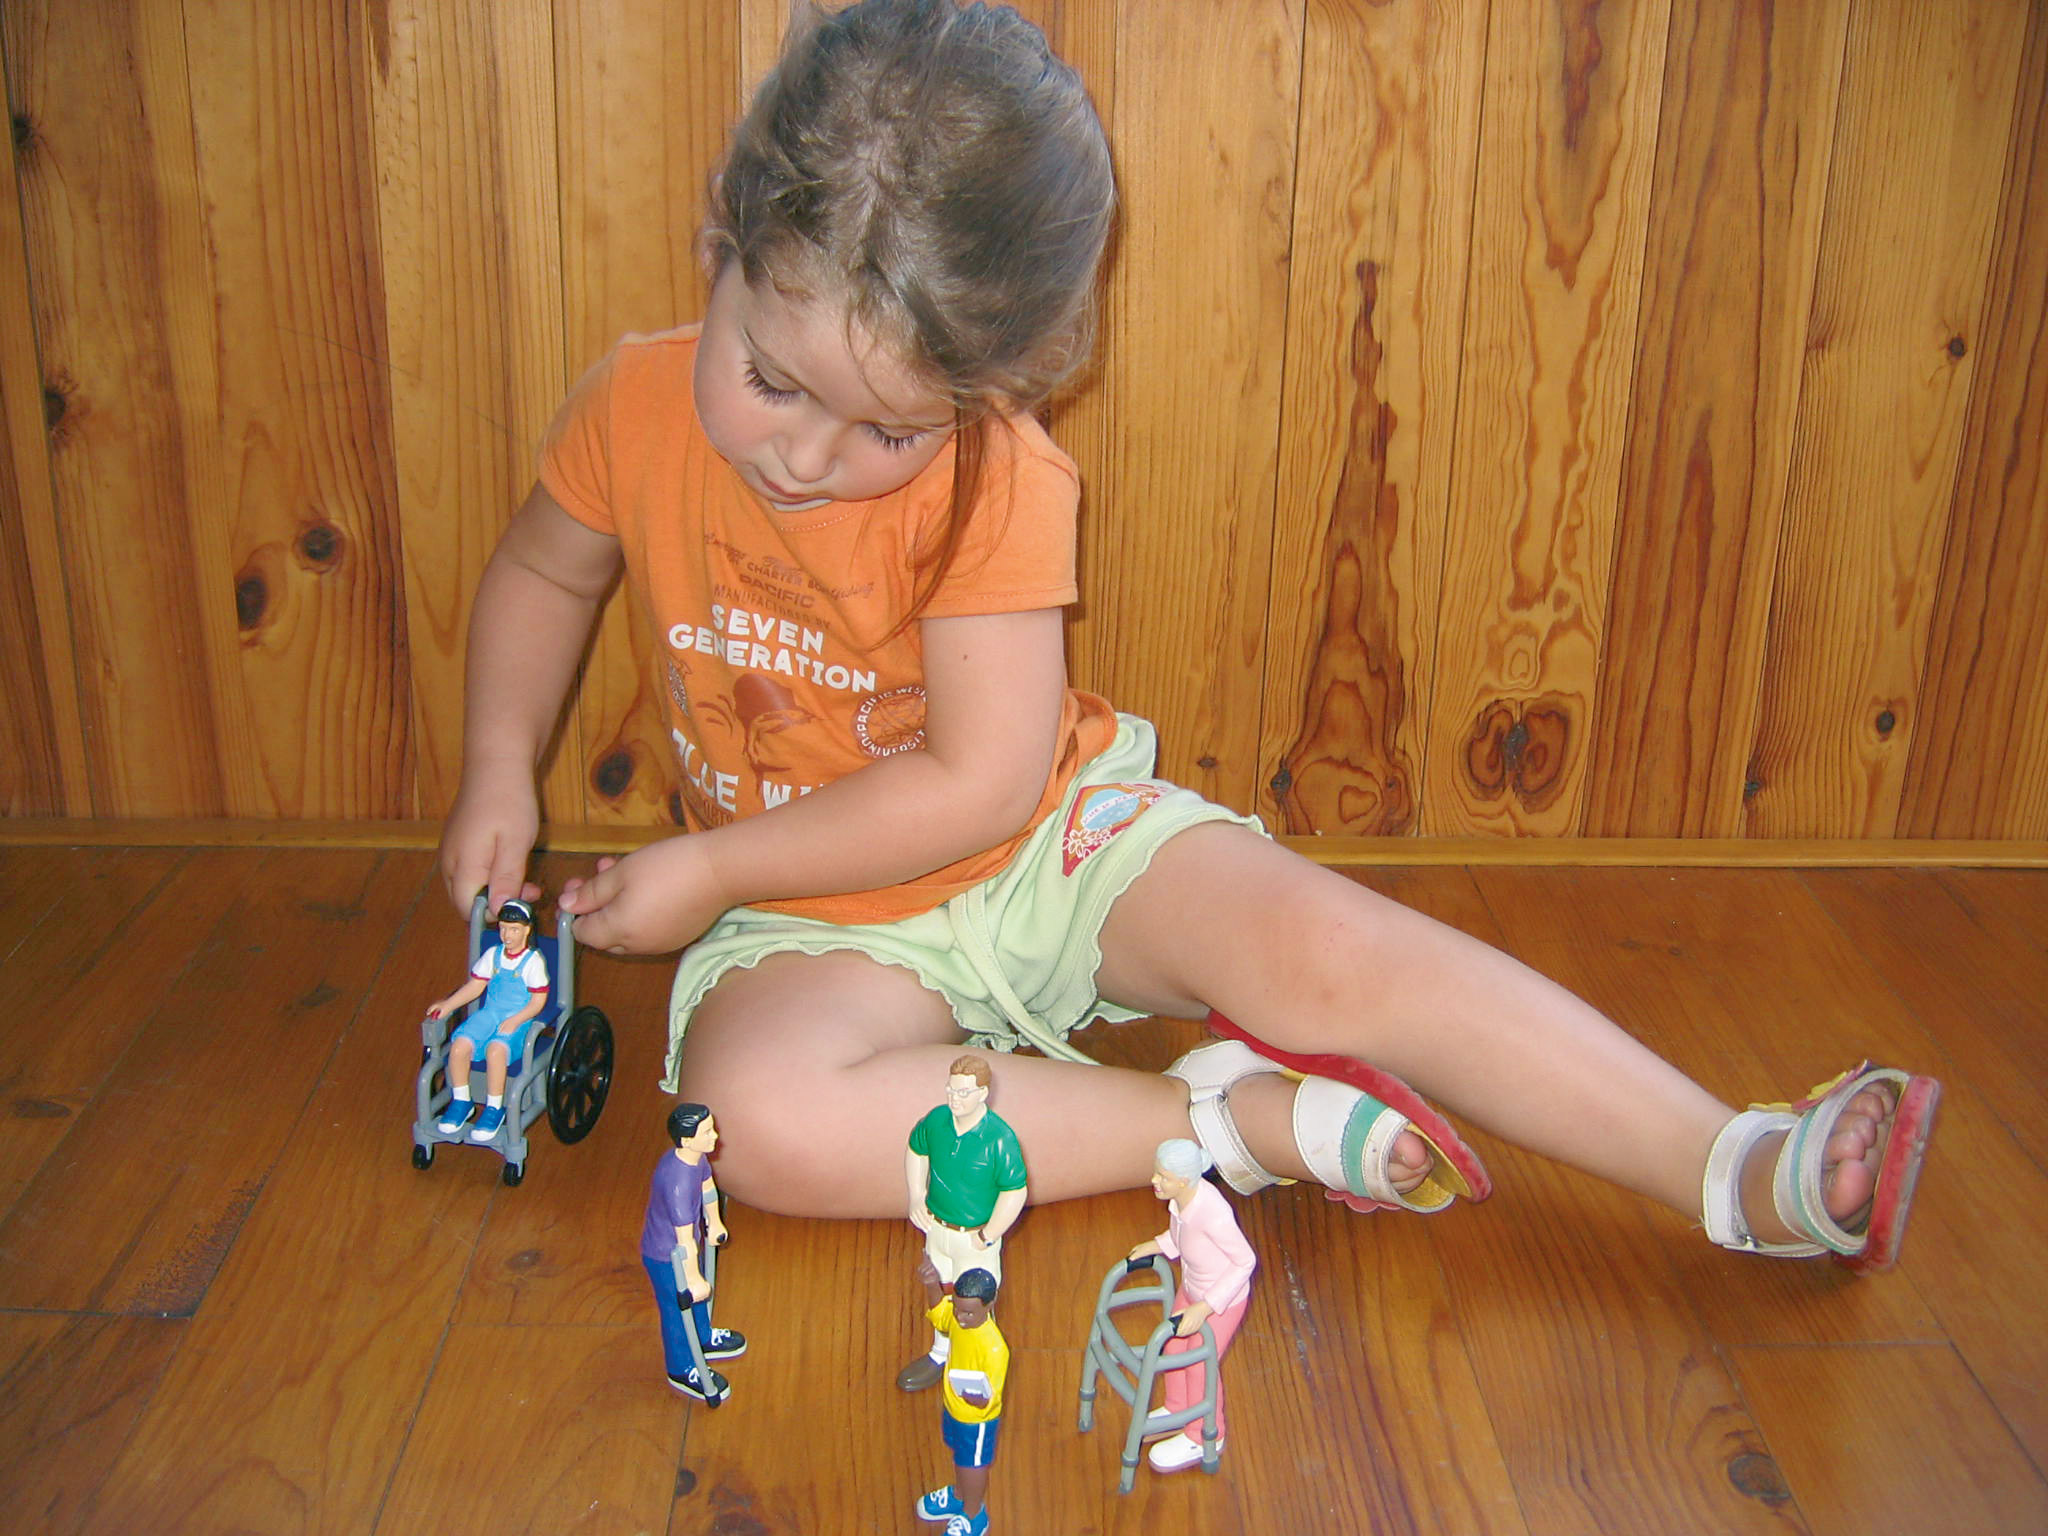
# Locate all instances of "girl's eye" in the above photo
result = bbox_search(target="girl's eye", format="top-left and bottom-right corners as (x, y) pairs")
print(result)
(743, 362), (800, 404)
(866, 424), (926, 453)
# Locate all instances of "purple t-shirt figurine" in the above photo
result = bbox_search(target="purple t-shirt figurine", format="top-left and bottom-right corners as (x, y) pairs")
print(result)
(642, 1149), (713, 1262)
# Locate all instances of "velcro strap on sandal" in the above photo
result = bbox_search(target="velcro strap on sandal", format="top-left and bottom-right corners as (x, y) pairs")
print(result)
(1166, 1040), (1294, 1196)
(1187, 1091), (1281, 1196)
(1702, 1108), (1826, 1256)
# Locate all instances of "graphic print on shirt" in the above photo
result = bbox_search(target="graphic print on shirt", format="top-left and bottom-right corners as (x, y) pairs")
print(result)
(1061, 782), (1165, 875)
(854, 686), (927, 757)
(663, 598), (902, 824)
(699, 673), (821, 781)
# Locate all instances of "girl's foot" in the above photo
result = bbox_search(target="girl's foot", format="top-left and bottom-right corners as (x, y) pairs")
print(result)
(1166, 1032), (1490, 1213)
(1226, 1072), (1436, 1212)
(1735, 1082), (1895, 1246)
(1703, 1064), (1939, 1272)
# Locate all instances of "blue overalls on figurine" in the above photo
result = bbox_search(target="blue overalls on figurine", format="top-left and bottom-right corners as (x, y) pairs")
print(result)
(431, 898), (550, 1144)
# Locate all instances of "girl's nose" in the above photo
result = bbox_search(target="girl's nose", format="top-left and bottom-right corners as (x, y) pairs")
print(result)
(778, 417), (836, 484)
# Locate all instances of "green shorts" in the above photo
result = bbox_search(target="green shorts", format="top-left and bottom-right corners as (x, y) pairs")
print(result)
(660, 714), (1264, 1089)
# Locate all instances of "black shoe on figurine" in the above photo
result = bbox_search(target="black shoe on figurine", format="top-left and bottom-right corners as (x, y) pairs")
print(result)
(703, 1327), (747, 1360)
(897, 1352), (944, 1392)
(667, 1365), (729, 1404)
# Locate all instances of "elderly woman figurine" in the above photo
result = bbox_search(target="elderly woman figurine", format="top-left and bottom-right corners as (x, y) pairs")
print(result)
(1127, 1137), (1257, 1473)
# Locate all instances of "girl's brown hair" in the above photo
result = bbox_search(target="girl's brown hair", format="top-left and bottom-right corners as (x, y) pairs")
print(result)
(703, 0), (1115, 629)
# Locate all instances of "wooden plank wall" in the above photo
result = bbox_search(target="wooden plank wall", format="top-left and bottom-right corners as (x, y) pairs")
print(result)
(2, 0), (2044, 840)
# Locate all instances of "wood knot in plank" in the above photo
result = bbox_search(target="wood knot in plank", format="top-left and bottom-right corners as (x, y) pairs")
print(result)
(12, 1098), (70, 1120)
(593, 749), (635, 800)
(236, 545), (286, 636)
(1462, 696), (1572, 811)
(703, 1482), (768, 1534)
(235, 570), (269, 632)
(288, 982), (341, 1014)
(295, 519), (345, 573)
(1727, 1451), (1791, 1505)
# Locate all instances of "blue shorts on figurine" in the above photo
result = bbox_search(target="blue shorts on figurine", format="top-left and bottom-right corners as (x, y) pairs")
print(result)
(942, 1410), (1000, 1469)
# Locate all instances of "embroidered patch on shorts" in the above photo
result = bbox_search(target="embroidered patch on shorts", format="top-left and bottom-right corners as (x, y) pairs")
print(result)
(1062, 782), (1166, 875)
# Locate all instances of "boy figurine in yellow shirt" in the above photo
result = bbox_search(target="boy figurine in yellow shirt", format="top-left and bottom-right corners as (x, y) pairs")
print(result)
(914, 1257), (1007, 1536)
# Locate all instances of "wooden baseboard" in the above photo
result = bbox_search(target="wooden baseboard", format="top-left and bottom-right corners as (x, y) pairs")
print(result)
(2, 817), (2042, 867)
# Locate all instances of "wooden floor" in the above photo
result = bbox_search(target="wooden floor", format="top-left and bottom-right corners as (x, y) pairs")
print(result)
(1, 845), (2045, 1535)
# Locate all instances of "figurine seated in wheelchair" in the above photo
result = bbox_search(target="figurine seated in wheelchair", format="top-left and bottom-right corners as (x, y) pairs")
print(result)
(411, 894), (613, 1185)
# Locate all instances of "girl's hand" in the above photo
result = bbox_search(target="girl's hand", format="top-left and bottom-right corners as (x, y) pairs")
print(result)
(438, 767), (543, 919)
(558, 839), (734, 955)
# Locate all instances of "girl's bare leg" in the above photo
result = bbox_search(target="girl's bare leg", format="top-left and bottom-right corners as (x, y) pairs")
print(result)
(673, 949), (1188, 1217)
(1093, 823), (1888, 1241)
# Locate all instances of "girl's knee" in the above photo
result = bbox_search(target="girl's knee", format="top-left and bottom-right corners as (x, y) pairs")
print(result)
(671, 1050), (872, 1216)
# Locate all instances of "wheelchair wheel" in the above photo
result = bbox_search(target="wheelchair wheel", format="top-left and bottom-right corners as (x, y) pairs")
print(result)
(412, 1143), (434, 1170)
(503, 1161), (524, 1186)
(547, 1006), (614, 1145)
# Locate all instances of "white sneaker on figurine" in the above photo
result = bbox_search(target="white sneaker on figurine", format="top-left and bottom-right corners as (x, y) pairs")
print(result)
(1148, 1432), (1221, 1473)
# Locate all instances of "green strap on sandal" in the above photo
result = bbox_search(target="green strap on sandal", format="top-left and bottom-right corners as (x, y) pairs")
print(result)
(1702, 1061), (1941, 1273)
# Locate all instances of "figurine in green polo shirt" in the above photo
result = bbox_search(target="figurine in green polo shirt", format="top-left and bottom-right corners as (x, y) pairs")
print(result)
(899, 1053), (1028, 1392)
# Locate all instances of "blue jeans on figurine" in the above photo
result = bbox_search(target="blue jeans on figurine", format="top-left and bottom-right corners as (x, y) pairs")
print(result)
(644, 1253), (747, 1404)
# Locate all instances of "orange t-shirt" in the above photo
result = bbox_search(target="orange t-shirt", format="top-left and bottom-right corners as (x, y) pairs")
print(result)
(539, 328), (1118, 924)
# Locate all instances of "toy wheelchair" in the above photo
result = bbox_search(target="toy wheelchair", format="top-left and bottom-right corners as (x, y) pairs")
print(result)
(411, 894), (614, 1185)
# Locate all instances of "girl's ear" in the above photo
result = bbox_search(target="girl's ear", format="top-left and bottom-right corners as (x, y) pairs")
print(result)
(696, 169), (732, 281)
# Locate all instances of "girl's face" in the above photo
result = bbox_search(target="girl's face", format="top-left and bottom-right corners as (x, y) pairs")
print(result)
(694, 264), (956, 510)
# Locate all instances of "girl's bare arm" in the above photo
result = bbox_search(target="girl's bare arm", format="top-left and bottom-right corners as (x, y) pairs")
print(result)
(560, 605), (1069, 954)
(438, 485), (622, 915)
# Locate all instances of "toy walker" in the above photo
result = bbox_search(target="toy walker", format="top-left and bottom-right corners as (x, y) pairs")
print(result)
(1077, 1254), (1222, 1492)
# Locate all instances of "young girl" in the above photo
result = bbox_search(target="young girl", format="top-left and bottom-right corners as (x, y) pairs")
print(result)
(439, 0), (1935, 1278)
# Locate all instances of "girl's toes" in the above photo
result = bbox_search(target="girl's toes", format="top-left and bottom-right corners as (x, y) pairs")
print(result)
(1823, 1137), (1881, 1225)
(1386, 1128), (1434, 1196)
(1825, 1117), (1876, 1165)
